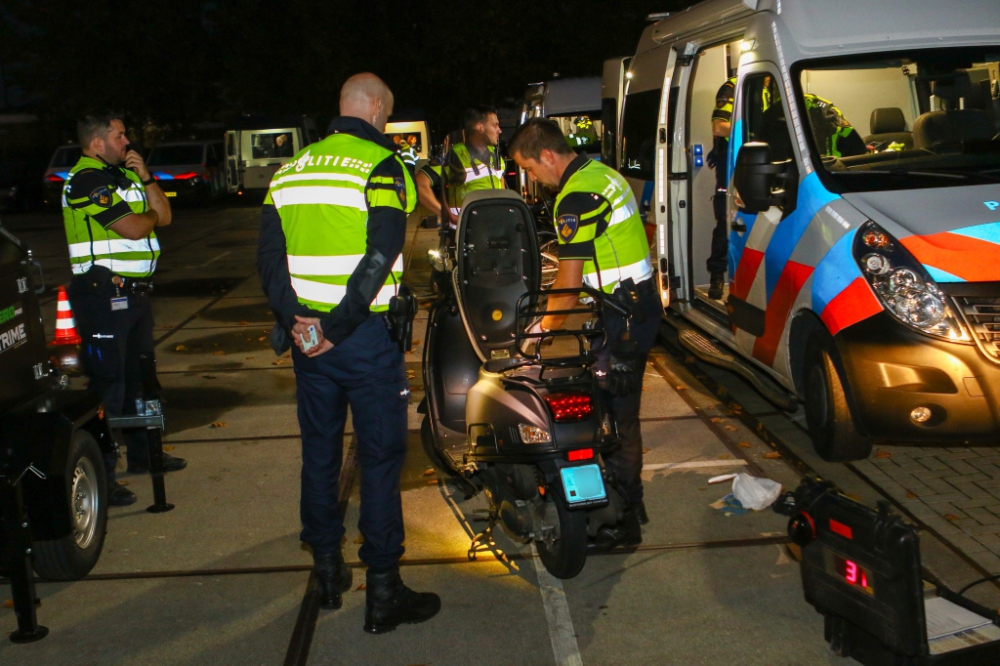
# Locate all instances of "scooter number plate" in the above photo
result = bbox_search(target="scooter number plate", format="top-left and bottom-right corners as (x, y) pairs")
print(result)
(560, 464), (606, 505)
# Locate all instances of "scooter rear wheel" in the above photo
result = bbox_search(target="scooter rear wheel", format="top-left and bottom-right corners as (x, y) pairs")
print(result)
(535, 494), (587, 579)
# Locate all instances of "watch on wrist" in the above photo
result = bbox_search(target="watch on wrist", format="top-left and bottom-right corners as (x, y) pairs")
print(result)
(141, 177), (157, 186)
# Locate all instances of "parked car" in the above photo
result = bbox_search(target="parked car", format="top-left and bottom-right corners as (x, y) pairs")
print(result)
(147, 140), (225, 203)
(42, 145), (82, 208)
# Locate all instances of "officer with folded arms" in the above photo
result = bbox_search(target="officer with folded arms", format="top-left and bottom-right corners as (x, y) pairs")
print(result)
(510, 118), (661, 549)
(62, 112), (186, 507)
(258, 73), (440, 632)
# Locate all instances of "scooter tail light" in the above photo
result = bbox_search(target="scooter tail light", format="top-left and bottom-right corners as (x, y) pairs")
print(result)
(544, 392), (593, 422)
(567, 448), (594, 461)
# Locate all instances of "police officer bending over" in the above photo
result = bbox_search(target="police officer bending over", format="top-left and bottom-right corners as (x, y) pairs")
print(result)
(258, 73), (440, 633)
(63, 113), (186, 507)
(510, 119), (661, 549)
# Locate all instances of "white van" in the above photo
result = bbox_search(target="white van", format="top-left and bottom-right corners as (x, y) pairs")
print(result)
(385, 120), (431, 168)
(223, 116), (319, 195)
(612, 0), (1000, 461)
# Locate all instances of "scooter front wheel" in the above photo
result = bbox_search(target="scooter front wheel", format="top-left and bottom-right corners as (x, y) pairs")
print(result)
(535, 494), (587, 579)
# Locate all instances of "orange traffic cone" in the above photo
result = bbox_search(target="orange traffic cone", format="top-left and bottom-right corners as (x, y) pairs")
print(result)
(50, 285), (82, 345)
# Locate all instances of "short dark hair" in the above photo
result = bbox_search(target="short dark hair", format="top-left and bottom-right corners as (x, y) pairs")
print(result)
(446, 129), (464, 146)
(463, 105), (497, 134)
(508, 119), (574, 161)
(77, 112), (123, 148)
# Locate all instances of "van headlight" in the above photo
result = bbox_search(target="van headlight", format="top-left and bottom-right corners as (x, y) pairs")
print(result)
(852, 221), (969, 342)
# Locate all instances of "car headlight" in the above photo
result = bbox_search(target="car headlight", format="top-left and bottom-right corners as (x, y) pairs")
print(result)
(853, 220), (970, 342)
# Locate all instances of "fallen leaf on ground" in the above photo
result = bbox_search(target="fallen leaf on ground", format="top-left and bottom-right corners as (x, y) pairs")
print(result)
(2, 600), (12, 608)
(717, 454), (733, 460)
(412, 339), (421, 346)
(423, 468), (435, 476)
(738, 441), (752, 448)
(175, 344), (187, 351)
(710, 417), (725, 423)
(258, 336), (266, 341)
(905, 492), (917, 498)
(724, 425), (738, 431)
(764, 452), (781, 459)
(245, 356), (254, 360)
(944, 514), (959, 521)
(676, 385), (688, 391)
(427, 479), (438, 485)
(212, 350), (225, 356)
(273, 359), (285, 366)
(698, 487), (707, 491)
(210, 422), (227, 428)
(163, 445), (175, 452)
(874, 450), (892, 459)
(117, 480), (129, 486)
(642, 447), (651, 454)
(355, 584), (366, 591)
(354, 537), (364, 544)
(642, 387), (648, 391)
(239, 321), (249, 326)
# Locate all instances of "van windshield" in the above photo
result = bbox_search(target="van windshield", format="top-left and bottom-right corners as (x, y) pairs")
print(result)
(548, 113), (602, 156)
(796, 47), (1000, 192)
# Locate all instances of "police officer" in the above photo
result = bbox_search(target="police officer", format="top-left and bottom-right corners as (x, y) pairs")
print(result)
(510, 119), (661, 549)
(63, 113), (186, 507)
(706, 76), (739, 300)
(257, 73), (440, 632)
(445, 105), (505, 228)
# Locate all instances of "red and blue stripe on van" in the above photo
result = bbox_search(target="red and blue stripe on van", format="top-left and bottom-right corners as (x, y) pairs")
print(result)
(900, 220), (1000, 283)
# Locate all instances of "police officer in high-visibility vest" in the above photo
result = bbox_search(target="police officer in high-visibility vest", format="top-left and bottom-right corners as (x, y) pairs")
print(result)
(63, 113), (186, 508)
(510, 119), (661, 549)
(706, 76), (739, 300)
(444, 105), (505, 228)
(258, 73), (440, 633)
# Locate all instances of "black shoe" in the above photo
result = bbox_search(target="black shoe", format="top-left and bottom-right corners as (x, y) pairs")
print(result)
(127, 453), (188, 474)
(314, 550), (353, 610)
(708, 272), (725, 300)
(108, 481), (137, 507)
(588, 510), (642, 552)
(364, 567), (441, 634)
(633, 500), (649, 526)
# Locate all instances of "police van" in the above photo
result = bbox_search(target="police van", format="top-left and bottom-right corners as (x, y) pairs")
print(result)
(610, 0), (1000, 461)
(223, 115), (319, 196)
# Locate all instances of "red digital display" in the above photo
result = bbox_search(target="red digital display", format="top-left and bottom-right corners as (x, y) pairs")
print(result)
(832, 554), (874, 595)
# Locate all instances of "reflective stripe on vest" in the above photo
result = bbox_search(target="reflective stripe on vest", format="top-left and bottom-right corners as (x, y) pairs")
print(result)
(554, 159), (652, 293)
(448, 143), (504, 210)
(267, 136), (415, 313)
(62, 157), (159, 278)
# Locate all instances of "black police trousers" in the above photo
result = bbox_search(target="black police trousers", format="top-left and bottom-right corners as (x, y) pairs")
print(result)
(292, 316), (410, 571)
(707, 161), (729, 275)
(69, 276), (154, 481)
(595, 278), (663, 505)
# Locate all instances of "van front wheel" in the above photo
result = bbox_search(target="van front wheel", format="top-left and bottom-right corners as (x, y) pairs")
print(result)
(803, 334), (872, 462)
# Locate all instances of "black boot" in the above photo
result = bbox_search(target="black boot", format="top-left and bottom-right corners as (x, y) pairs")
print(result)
(588, 509), (642, 552)
(633, 500), (649, 526)
(364, 567), (441, 634)
(314, 550), (352, 610)
(708, 272), (725, 300)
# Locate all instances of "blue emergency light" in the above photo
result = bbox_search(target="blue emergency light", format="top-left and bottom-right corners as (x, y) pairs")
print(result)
(693, 143), (703, 167)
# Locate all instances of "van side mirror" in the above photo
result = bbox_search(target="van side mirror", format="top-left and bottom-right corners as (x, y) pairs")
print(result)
(732, 142), (798, 214)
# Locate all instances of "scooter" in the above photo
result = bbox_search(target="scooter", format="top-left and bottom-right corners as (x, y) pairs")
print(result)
(418, 189), (628, 579)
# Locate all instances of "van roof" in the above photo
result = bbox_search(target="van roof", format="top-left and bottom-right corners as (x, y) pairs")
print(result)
(642, 0), (1000, 59)
(531, 77), (602, 117)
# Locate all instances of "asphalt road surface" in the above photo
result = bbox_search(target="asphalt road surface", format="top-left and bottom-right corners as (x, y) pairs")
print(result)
(1, 200), (999, 666)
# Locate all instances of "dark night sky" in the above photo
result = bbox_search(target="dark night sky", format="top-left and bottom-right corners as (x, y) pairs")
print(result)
(1, 0), (697, 139)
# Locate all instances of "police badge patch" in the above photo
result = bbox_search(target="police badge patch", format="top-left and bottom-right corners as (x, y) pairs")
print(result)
(89, 186), (112, 207)
(557, 214), (579, 242)
(393, 176), (407, 208)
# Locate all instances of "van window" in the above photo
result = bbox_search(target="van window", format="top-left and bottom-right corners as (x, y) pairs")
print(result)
(797, 47), (1000, 192)
(549, 114), (602, 155)
(620, 89), (660, 180)
(251, 132), (295, 159)
(742, 74), (792, 163)
(386, 132), (423, 155)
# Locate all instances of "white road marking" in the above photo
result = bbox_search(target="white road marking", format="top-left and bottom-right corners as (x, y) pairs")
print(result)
(532, 544), (584, 666)
(643, 460), (749, 471)
(199, 250), (232, 267)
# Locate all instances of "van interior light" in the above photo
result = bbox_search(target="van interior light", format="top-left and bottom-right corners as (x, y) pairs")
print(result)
(740, 39), (756, 52)
(625, 72), (634, 79)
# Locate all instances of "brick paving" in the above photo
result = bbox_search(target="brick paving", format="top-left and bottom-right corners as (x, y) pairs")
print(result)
(854, 445), (1000, 573)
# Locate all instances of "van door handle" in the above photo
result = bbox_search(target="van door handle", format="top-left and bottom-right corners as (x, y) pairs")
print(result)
(659, 128), (667, 144)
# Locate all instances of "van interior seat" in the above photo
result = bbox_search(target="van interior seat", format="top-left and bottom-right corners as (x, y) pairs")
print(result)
(864, 107), (913, 149)
(913, 74), (996, 150)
